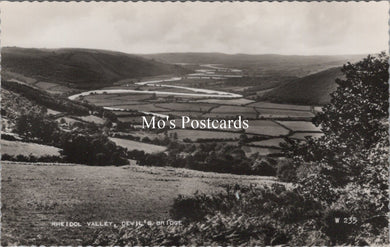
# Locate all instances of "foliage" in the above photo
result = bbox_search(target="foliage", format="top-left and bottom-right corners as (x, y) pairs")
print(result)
(138, 142), (277, 176)
(14, 111), (128, 166)
(281, 53), (389, 243)
(15, 111), (60, 144)
(94, 184), (324, 246)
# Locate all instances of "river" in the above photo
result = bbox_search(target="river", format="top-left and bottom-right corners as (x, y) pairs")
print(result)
(68, 64), (244, 113)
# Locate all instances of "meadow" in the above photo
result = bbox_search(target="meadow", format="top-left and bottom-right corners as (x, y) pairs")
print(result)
(1, 162), (277, 246)
(76, 87), (323, 156)
(109, 137), (166, 153)
(0, 140), (62, 157)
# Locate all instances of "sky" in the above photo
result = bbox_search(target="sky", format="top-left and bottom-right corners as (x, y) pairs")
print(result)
(1, 1), (388, 55)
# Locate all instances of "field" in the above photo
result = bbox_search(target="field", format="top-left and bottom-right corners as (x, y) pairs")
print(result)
(250, 138), (286, 147)
(78, 115), (105, 125)
(257, 108), (314, 118)
(167, 129), (241, 141)
(108, 138), (166, 153)
(155, 103), (216, 112)
(245, 120), (290, 136)
(110, 104), (167, 112)
(1, 140), (62, 157)
(249, 101), (311, 111)
(1, 162), (277, 245)
(195, 98), (254, 105)
(242, 146), (281, 156)
(206, 105), (258, 118)
(290, 132), (324, 140)
(276, 121), (321, 132)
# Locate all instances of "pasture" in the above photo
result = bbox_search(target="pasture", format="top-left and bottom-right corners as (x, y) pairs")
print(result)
(257, 108), (314, 118)
(249, 101), (311, 111)
(276, 121), (321, 132)
(290, 132), (324, 140)
(78, 115), (105, 125)
(167, 129), (241, 141)
(1, 162), (277, 245)
(1, 140), (61, 157)
(195, 98), (254, 105)
(245, 120), (290, 136)
(155, 103), (216, 112)
(108, 137), (166, 153)
(250, 138), (286, 148)
(242, 146), (281, 156)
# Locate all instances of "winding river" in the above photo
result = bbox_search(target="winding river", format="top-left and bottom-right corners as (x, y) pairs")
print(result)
(68, 64), (244, 113)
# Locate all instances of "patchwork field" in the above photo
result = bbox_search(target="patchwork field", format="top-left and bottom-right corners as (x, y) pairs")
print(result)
(257, 109), (314, 118)
(108, 137), (166, 153)
(155, 103), (216, 112)
(195, 98), (254, 105)
(276, 121), (321, 132)
(242, 146), (281, 156)
(77, 115), (105, 125)
(1, 140), (62, 157)
(249, 101), (312, 111)
(250, 138), (286, 148)
(245, 120), (290, 136)
(290, 132), (324, 140)
(1, 162), (277, 245)
(109, 104), (167, 112)
(167, 129), (241, 141)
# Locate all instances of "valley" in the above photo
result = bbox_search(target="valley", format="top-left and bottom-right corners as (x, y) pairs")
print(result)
(0, 47), (360, 245)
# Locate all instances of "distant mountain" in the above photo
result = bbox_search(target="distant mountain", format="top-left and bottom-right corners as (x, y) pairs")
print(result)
(141, 52), (364, 77)
(2, 47), (189, 89)
(260, 67), (344, 105)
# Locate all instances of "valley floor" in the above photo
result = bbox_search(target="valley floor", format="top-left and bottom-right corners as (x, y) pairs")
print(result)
(1, 161), (277, 245)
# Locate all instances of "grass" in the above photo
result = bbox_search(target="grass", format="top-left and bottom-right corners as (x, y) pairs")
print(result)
(242, 146), (281, 156)
(257, 109), (314, 118)
(155, 103), (216, 112)
(260, 67), (344, 105)
(276, 121), (321, 132)
(110, 104), (166, 112)
(195, 98), (254, 105)
(249, 101), (311, 111)
(108, 137), (166, 153)
(290, 132), (324, 140)
(167, 129), (241, 141)
(1, 162), (277, 245)
(245, 120), (290, 136)
(250, 138), (286, 147)
(78, 115), (106, 125)
(1, 140), (61, 157)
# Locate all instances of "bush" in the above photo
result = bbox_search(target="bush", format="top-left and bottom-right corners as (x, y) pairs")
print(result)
(276, 159), (297, 182)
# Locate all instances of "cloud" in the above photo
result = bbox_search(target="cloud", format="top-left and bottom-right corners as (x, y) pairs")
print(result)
(1, 1), (387, 55)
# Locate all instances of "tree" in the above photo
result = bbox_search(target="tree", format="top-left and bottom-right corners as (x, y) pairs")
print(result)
(283, 53), (389, 244)
(15, 111), (59, 144)
(285, 53), (389, 186)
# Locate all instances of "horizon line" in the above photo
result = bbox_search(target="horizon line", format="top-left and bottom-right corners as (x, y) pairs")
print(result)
(3, 45), (383, 57)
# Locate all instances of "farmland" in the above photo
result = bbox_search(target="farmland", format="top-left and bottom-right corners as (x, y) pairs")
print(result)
(245, 120), (290, 136)
(167, 129), (242, 141)
(1, 140), (62, 157)
(67, 65), (325, 156)
(109, 137), (166, 153)
(1, 162), (277, 245)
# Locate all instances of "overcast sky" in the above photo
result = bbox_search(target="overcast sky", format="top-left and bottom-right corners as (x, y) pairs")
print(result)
(1, 1), (388, 55)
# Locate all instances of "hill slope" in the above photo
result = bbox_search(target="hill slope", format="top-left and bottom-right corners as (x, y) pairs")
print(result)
(141, 53), (363, 77)
(260, 67), (344, 105)
(2, 47), (189, 89)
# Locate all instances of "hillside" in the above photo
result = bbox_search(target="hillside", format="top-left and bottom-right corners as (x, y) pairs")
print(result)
(2, 47), (189, 89)
(141, 53), (364, 77)
(1, 162), (277, 245)
(260, 67), (344, 105)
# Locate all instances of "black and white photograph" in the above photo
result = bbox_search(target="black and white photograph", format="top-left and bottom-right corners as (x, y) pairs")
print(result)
(0, 1), (389, 245)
